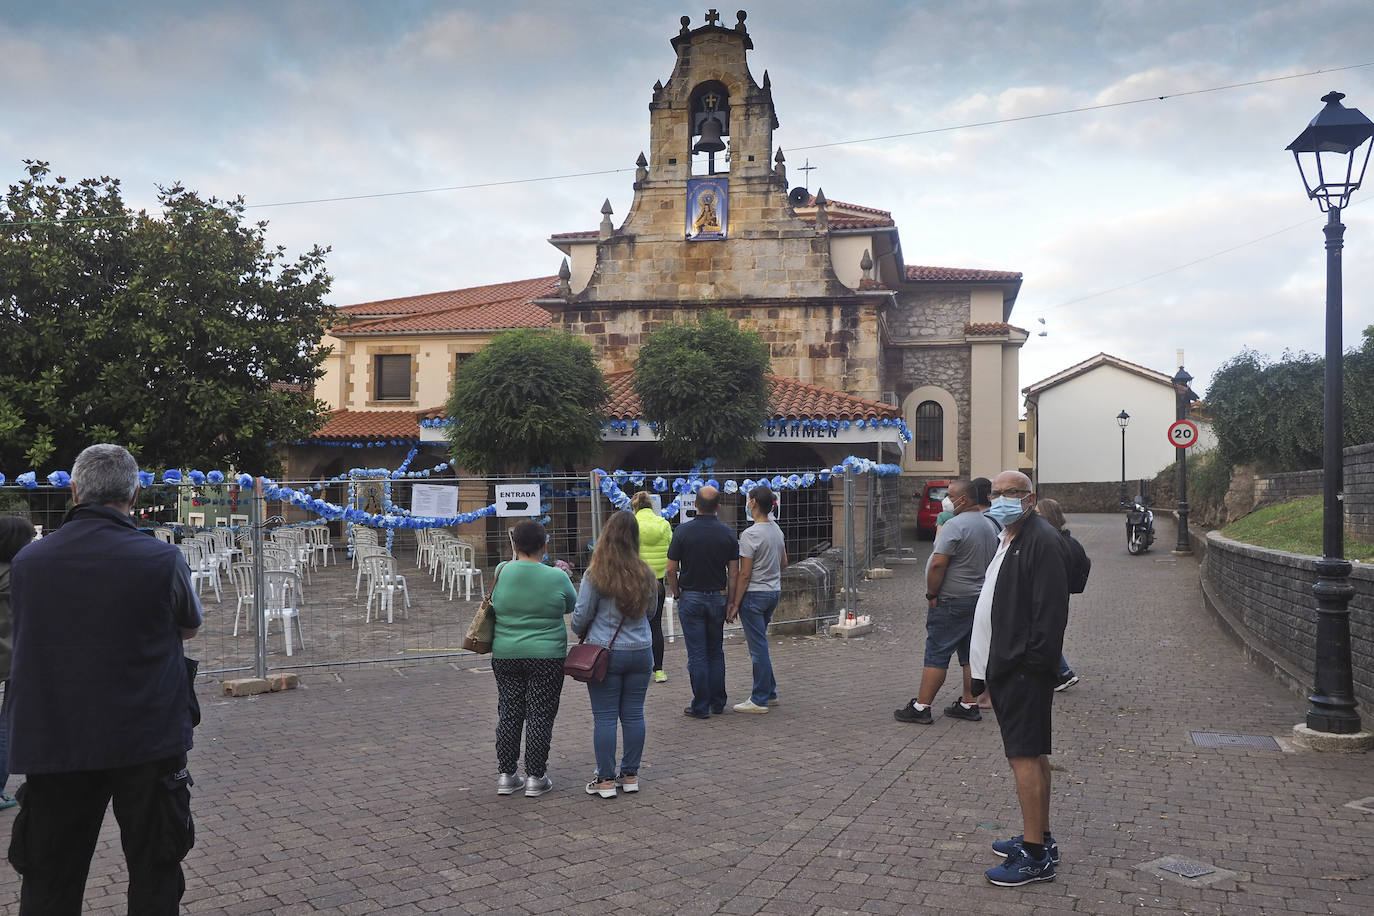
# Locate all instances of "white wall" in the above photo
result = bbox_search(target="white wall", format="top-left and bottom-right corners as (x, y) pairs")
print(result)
(1035, 365), (1182, 484)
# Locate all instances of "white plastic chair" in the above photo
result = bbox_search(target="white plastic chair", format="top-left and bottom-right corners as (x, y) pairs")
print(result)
(354, 545), (391, 597)
(262, 570), (305, 656)
(440, 541), (485, 601)
(307, 525), (335, 567)
(154, 527), (176, 544)
(179, 541), (221, 602)
(362, 554), (410, 624)
(230, 561), (255, 635)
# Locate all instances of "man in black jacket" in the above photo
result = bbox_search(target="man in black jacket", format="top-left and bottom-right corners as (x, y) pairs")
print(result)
(975, 470), (1071, 887)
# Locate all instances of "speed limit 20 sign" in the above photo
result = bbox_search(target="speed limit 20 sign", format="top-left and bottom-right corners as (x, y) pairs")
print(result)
(1167, 419), (1199, 449)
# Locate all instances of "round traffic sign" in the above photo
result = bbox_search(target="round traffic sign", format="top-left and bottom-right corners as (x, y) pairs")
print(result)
(1167, 419), (1199, 449)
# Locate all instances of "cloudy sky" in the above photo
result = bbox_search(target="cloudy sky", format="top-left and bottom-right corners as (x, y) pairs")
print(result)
(4, 0), (1373, 399)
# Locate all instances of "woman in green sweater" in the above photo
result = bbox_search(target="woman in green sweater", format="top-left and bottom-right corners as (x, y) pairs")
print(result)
(631, 492), (673, 683)
(491, 519), (577, 798)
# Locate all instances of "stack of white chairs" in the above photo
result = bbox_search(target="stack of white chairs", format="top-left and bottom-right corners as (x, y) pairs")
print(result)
(350, 527), (379, 568)
(178, 540), (222, 602)
(269, 529), (313, 584)
(154, 527), (176, 544)
(362, 553), (410, 623)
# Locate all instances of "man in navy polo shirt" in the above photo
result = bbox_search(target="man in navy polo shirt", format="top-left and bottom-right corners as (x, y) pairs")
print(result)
(7, 444), (202, 914)
(665, 485), (738, 718)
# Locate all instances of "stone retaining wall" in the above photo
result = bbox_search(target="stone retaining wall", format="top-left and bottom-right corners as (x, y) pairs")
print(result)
(1201, 531), (1374, 708)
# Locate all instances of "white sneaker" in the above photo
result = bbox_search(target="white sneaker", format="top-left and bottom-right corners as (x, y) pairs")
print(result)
(733, 699), (769, 714)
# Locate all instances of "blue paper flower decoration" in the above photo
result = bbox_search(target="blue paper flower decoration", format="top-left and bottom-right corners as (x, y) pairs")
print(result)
(236, 473), (254, 488)
(188, 470), (206, 485)
(653, 476), (668, 492)
(723, 480), (738, 494)
(47, 470), (71, 488)
(17, 472), (37, 489)
(0, 473), (5, 486)
(162, 470), (182, 483)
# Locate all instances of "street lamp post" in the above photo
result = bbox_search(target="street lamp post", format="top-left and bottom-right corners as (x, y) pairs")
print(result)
(1286, 91), (1374, 735)
(1116, 410), (1130, 506)
(1173, 364), (1195, 555)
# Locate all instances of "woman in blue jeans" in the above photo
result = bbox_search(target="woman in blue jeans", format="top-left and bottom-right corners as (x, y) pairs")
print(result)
(571, 510), (656, 799)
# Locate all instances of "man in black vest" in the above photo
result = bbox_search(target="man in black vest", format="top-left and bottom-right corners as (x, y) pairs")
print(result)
(7, 444), (202, 914)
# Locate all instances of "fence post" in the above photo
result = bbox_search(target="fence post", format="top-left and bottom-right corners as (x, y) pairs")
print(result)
(251, 477), (268, 680)
(589, 470), (603, 546)
(843, 467), (857, 621)
(865, 471), (875, 569)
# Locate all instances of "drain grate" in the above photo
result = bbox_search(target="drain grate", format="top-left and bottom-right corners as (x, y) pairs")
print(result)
(1158, 859), (1216, 879)
(1189, 731), (1281, 750)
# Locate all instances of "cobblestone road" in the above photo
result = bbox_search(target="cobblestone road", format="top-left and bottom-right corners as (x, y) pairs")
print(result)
(2, 514), (1371, 914)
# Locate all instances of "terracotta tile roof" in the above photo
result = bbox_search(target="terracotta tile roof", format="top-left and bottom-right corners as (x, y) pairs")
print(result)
(335, 297), (553, 336)
(964, 322), (1028, 336)
(307, 408), (440, 442)
(797, 214), (895, 229)
(336, 276), (558, 318)
(602, 371), (899, 421)
(1022, 352), (1176, 398)
(905, 265), (1023, 282)
(794, 194), (892, 218)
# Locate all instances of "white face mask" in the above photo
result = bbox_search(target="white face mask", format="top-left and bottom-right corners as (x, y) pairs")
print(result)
(940, 496), (955, 513)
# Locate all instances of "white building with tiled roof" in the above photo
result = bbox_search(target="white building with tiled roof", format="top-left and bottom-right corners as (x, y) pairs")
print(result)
(1022, 353), (1215, 487)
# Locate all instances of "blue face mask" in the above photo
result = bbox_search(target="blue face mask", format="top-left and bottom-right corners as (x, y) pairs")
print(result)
(987, 495), (1027, 526)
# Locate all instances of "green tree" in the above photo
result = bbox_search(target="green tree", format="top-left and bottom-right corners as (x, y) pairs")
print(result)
(633, 311), (772, 464)
(0, 161), (333, 474)
(444, 329), (608, 474)
(1205, 329), (1374, 472)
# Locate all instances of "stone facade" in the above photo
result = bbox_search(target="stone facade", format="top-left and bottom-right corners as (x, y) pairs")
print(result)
(556, 300), (882, 399)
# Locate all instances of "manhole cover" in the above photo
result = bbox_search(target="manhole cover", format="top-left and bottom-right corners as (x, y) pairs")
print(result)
(1158, 859), (1216, 879)
(1189, 731), (1281, 750)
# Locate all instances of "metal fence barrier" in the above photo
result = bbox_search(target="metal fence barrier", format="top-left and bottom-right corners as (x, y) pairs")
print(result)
(0, 466), (901, 675)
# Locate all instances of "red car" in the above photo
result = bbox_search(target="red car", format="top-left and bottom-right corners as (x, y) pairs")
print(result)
(916, 480), (951, 540)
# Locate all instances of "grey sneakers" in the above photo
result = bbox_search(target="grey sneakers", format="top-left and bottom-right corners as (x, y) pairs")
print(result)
(496, 772), (525, 795)
(523, 775), (553, 797)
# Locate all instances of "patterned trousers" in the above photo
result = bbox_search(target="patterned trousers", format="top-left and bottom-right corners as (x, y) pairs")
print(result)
(492, 657), (565, 777)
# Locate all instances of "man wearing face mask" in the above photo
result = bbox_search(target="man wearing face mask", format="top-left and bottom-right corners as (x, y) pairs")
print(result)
(968, 470), (1071, 888)
(894, 479), (998, 724)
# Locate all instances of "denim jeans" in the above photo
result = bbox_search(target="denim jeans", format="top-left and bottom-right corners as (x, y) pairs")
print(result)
(677, 590), (727, 716)
(585, 647), (653, 780)
(737, 590), (780, 706)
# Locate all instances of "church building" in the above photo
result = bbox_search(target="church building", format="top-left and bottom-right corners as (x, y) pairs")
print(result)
(300, 10), (1026, 503)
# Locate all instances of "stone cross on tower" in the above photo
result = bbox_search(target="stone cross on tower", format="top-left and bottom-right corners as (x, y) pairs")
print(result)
(705, 9), (720, 26)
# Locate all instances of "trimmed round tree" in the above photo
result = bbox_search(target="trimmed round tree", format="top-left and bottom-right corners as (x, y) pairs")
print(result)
(444, 329), (608, 474)
(633, 311), (772, 464)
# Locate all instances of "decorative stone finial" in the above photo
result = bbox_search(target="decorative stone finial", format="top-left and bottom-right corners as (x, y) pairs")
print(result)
(599, 199), (614, 239)
(635, 152), (648, 185)
(860, 249), (874, 284)
(556, 258), (571, 297)
(653, 79), (663, 93)
(736, 10), (748, 31)
(762, 69), (771, 90)
(679, 15), (691, 36)
(814, 188), (828, 232)
(773, 147), (786, 185)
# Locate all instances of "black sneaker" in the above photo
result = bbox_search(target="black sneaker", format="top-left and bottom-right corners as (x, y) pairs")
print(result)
(894, 700), (933, 724)
(943, 700), (982, 721)
(1053, 671), (1080, 692)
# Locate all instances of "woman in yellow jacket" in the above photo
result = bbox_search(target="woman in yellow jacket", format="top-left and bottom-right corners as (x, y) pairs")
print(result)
(630, 491), (673, 682)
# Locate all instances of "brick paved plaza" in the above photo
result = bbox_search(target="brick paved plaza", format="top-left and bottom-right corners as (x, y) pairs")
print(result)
(2, 514), (1371, 914)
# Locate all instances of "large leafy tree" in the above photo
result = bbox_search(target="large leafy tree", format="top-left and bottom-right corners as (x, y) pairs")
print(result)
(1206, 328), (1374, 472)
(633, 311), (772, 464)
(0, 161), (333, 474)
(444, 329), (608, 474)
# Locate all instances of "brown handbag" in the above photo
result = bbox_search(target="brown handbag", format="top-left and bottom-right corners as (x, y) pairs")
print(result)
(462, 563), (504, 654)
(563, 616), (625, 684)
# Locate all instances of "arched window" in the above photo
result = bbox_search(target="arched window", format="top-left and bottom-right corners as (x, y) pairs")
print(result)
(914, 401), (943, 462)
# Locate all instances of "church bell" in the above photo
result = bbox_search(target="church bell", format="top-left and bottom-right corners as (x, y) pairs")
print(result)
(693, 116), (726, 154)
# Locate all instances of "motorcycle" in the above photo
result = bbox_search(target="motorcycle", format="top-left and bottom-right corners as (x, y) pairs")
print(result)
(1124, 498), (1155, 555)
